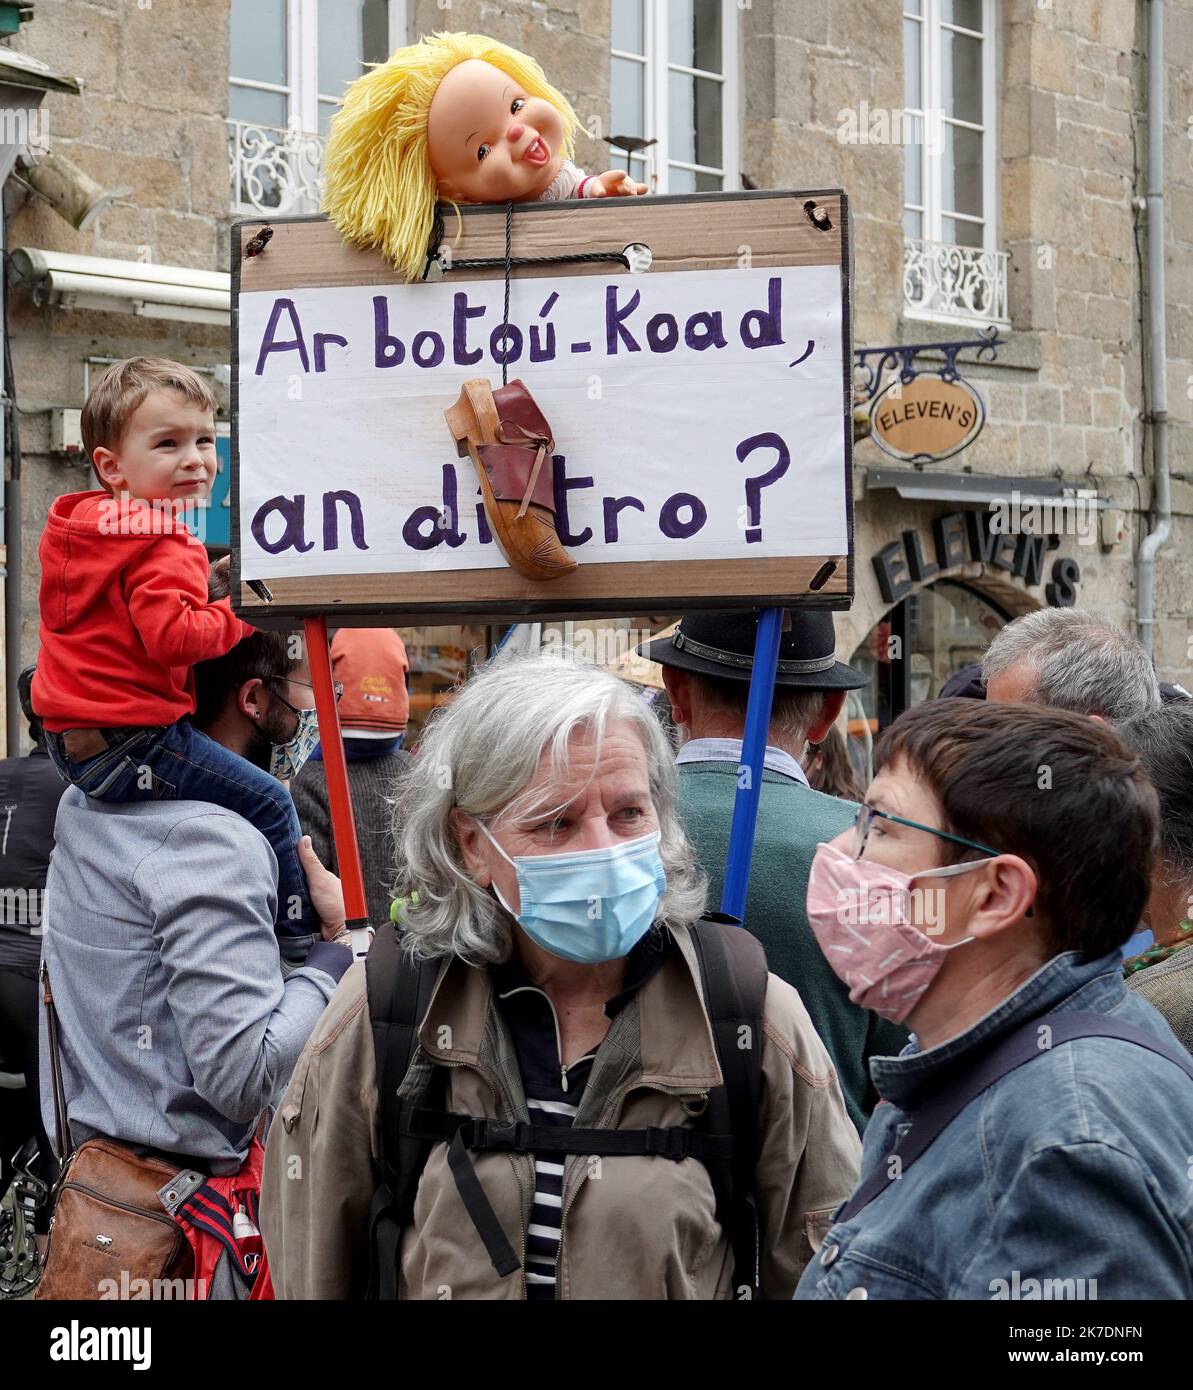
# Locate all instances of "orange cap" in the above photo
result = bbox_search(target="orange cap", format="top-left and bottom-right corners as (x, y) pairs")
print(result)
(331, 628), (410, 735)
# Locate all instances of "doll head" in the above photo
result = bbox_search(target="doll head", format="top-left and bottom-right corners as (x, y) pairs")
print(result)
(427, 59), (569, 206)
(323, 31), (580, 282)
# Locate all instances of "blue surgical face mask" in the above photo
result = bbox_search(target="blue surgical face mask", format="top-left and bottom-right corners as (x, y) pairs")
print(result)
(478, 821), (667, 965)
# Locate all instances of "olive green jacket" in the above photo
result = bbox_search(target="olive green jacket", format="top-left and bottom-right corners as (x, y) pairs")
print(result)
(260, 922), (861, 1300)
(1125, 948), (1193, 1056)
(677, 761), (909, 1131)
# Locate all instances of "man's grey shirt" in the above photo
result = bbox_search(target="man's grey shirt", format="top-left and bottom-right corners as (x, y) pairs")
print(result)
(40, 791), (350, 1174)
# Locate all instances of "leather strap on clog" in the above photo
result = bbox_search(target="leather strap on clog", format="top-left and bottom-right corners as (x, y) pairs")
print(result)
(476, 441), (556, 514)
(495, 419), (554, 517)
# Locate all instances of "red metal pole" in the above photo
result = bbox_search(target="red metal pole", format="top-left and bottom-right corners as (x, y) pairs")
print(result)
(303, 616), (369, 926)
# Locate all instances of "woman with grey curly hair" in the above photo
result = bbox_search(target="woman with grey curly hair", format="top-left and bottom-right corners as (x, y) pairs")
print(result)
(393, 652), (707, 965)
(262, 651), (860, 1301)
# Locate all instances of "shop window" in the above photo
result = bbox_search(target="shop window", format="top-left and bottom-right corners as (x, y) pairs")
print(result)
(610, 0), (740, 193)
(848, 580), (1010, 781)
(401, 625), (487, 745)
(228, 0), (398, 214)
(902, 0), (1008, 327)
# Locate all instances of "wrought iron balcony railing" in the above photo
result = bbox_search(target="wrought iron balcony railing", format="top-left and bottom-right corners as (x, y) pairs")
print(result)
(228, 119), (324, 217)
(903, 236), (1010, 329)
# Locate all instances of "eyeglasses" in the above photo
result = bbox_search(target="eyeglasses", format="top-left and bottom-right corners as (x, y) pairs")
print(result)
(267, 676), (343, 716)
(853, 803), (999, 863)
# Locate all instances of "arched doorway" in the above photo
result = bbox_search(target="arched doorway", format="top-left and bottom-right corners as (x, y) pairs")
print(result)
(846, 579), (1019, 781)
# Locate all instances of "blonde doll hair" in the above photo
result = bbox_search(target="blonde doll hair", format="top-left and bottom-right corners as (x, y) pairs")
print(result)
(323, 31), (580, 282)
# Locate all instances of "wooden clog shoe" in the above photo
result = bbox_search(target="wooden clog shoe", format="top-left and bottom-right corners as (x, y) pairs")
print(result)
(444, 378), (577, 581)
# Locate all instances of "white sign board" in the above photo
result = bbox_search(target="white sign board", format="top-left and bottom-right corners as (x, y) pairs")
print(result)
(231, 191), (853, 622)
(239, 266), (845, 576)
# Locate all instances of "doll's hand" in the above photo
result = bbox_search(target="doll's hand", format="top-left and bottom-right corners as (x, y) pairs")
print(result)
(590, 169), (648, 198)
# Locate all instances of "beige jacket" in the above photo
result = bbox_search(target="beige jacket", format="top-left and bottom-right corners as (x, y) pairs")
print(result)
(261, 923), (861, 1300)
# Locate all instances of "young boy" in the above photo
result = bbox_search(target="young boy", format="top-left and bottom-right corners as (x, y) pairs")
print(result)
(32, 357), (318, 959)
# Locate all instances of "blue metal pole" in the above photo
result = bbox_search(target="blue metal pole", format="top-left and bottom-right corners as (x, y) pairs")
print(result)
(719, 607), (784, 923)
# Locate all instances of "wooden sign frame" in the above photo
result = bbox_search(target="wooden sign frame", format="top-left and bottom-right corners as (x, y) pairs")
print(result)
(230, 189), (854, 628)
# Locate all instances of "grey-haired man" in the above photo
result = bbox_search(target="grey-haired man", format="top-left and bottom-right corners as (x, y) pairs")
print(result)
(982, 608), (1160, 721)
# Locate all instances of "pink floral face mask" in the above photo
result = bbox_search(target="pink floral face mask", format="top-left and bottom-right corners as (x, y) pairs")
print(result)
(806, 840), (991, 1024)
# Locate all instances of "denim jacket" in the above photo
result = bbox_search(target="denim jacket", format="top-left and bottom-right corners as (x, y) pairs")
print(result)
(795, 950), (1193, 1300)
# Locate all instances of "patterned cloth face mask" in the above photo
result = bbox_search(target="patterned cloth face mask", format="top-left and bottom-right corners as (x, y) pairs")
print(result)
(264, 677), (339, 782)
(268, 705), (320, 782)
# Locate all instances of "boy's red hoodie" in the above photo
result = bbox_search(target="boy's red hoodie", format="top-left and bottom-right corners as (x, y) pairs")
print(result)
(33, 491), (255, 733)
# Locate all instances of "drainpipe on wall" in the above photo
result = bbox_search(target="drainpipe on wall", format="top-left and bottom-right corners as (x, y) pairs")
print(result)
(2, 195), (19, 758)
(1136, 0), (1171, 659)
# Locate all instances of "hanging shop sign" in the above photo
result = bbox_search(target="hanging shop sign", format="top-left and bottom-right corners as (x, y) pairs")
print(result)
(230, 190), (855, 627)
(868, 372), (985, 463)
(854, 330), (1000, 465)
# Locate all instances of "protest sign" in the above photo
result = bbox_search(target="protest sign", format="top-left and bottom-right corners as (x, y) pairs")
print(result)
(232, 189), (853, 625)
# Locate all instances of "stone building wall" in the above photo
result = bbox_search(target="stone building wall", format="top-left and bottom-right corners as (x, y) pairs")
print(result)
(416, 0), (1193, 682)
(1, 0), (1188, 740)
(5, 0), (233, 728)
(749, 0), (1192, 681)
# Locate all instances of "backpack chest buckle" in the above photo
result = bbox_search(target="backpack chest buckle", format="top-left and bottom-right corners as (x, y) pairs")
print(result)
(462, 1118), (534, 1153)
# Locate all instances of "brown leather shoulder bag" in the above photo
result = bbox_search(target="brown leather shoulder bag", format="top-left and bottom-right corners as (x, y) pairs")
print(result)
(35, 964), (193, 1300)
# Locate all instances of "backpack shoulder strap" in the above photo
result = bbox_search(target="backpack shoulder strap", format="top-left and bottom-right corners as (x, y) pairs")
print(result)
(837, 1008), (1193, 1227)
(366, 917), (770, 1293)
(366, 920), (438, 1132)
(689, 915), (769, 1297)
(365, 922), (441, 1300)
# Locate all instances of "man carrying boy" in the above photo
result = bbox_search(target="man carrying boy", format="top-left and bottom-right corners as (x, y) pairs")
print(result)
(32, 357), (319, 963)
(39, 624), (354, 1298)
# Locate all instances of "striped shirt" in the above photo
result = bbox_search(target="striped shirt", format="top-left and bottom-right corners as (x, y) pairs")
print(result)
(523, 1094), (580, 1295)
(497, 983), (596, 1300)
(492, 933), (665, 1300)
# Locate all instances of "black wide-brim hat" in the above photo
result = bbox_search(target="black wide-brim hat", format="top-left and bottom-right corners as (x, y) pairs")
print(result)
(638, 609), (868, 691)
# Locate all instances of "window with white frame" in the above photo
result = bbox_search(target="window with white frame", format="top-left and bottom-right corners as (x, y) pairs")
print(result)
(610, 0), (739, 194)
(229, 0), (401, 213)
(902, 0), (1007, 325)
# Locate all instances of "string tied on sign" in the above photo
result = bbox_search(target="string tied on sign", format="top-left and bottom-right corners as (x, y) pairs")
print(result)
(422, 202), (650, 387)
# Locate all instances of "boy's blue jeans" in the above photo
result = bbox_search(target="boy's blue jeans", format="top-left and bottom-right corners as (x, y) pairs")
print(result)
(45, 720), (316, 962)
